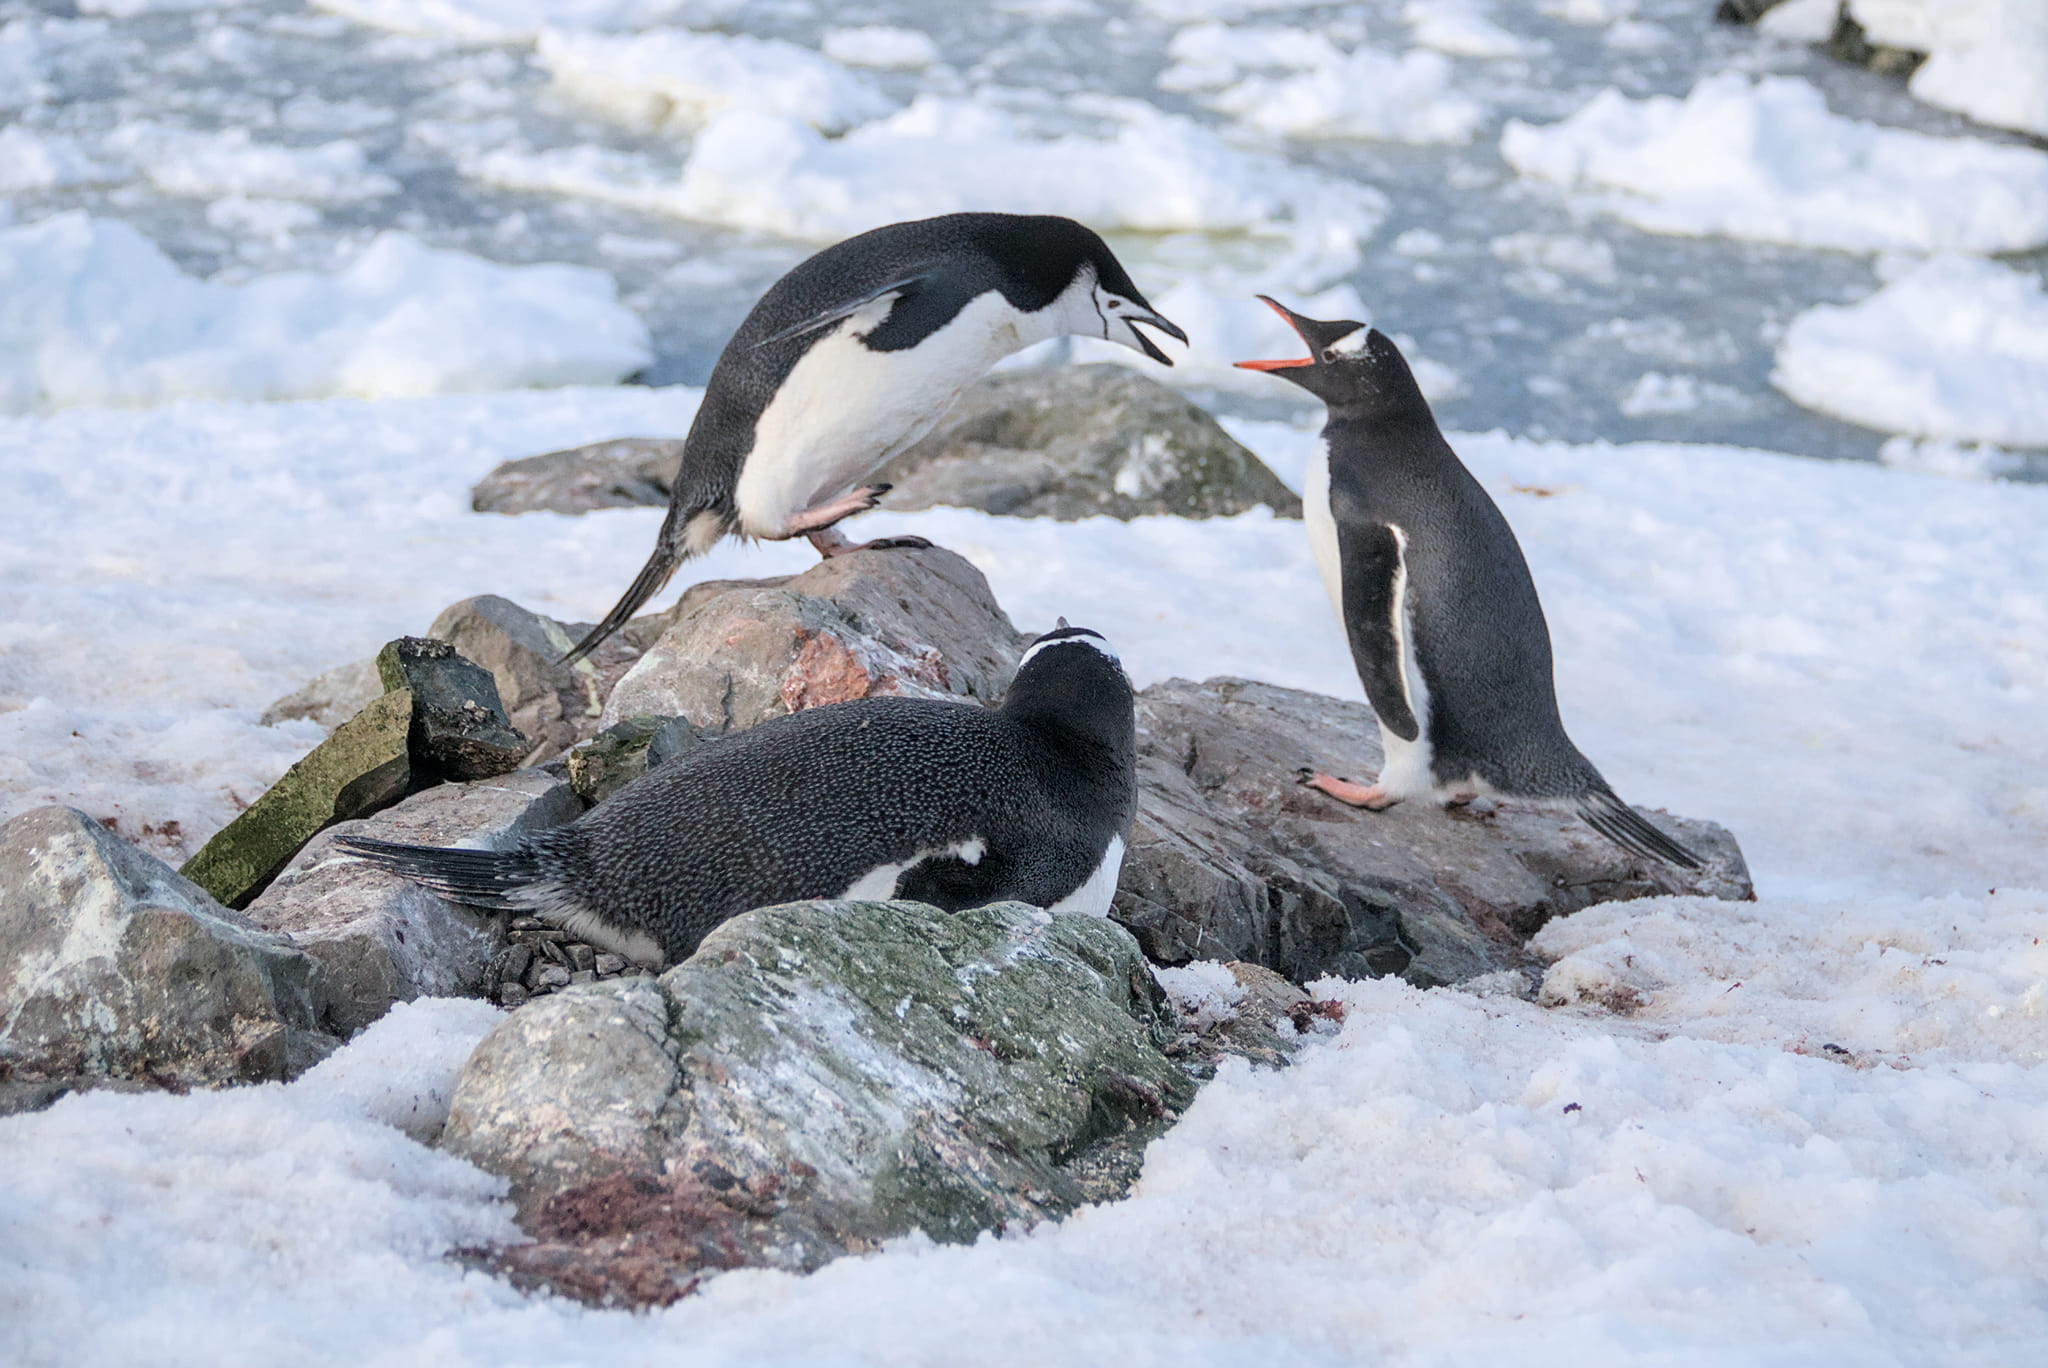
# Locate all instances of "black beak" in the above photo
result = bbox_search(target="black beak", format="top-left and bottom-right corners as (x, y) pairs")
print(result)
(1123, 305), (1188, 367)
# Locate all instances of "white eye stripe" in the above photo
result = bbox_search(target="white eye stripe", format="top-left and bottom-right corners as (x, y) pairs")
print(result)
(1326, 327), (1369, 358)
(1017, 632), (1121, 671)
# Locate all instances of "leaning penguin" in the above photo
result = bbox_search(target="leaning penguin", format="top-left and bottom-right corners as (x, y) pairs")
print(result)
(1235, 297), (1701, 869)
(561, 213), (1186, 662)
(335, 624), (1137, 967)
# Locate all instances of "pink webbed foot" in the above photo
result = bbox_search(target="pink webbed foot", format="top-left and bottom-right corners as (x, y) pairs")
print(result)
(1295, 768), (1398, 811)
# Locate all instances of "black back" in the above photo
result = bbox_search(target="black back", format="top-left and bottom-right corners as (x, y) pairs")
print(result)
(536, 622), (1138, 961)
(673, 213), (1157, 522)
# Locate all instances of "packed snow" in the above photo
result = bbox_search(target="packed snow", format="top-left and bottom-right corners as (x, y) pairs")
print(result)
(0, 214), (652, 411)
(1772, 254), (2048, 448)
(1502, 73), (2048, 254)
(1849, 0), (2048, 138)
(7, 0), (2048, 1360)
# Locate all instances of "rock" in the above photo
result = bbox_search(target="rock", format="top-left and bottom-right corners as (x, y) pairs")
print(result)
(470, 437), (682, 516)
(180, 690), (416, 909)
(878, 365), (1302, 521)
(1824, 8), (1926, 79)
(447, 899), (1191, 1305)
(0, 806), (340, 1106)
(1714, 0), (1786, 22)
(603, 545), (1029, 734)
(428, 595), (652, 764)
(258, 657), (383, 732)
(375, 637), (528, 780)
(243, 769), (581, 1035)
(1114, 678), (1753, 988)
(564, 714), (703, 806)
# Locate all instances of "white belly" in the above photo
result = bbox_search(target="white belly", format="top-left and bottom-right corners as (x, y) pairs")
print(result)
(1047, 835), (1125, 918)
(735, 290), (1040, 539)
(1305, 444), (1437, 800)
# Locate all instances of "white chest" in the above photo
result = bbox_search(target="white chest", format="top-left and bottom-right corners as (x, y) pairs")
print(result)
(1047, 835), (1126, 918)
(735, 290), (1046, 538)
(1303, 437), (1345, 622)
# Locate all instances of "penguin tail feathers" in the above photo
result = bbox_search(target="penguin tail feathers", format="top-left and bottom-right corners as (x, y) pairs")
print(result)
(332, 834), (547, 909)
(1577, 789), (1704, 870)
(560, 507), (724, 664)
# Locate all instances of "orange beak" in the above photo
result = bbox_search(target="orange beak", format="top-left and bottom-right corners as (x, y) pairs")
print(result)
(1233, 295), (1315, 372)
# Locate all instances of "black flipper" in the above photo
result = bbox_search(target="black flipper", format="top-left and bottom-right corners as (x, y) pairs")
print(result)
(1577, 789), (1703, 870)
(894, 848), (1013, 911)
(753, 272), (934, 349)
(1336, 519), (1420, 742)
(332, 834), (546, 909)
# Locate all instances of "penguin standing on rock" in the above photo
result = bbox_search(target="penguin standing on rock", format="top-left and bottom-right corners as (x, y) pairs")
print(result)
(1235, 297), (1701, 869)
(561, 213), (1187, 662)
(336, 624), (1138, 967)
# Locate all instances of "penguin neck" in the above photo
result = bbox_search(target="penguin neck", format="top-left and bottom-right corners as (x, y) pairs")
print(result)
(1001, 663), (1137, 783)
(1321, 394), (1454, 472)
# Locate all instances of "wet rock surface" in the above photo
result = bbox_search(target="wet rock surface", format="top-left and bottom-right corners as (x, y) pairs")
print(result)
(0, 806), (340, 1112)
(243, 769), (581, 1035)
(878, 365), (1302, 522)
(1115, 678), (1753, 987)
(375, 636), (528, 780)
(448, 899), (1192, 1306)
(602, 545), (1030, 734)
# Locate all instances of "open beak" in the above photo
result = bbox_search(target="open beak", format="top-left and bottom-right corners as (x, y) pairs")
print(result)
(1234, 295), (1315, 372)
(1124, 306), (1188, 367)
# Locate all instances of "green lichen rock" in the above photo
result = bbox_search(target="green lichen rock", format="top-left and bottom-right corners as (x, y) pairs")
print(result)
(444, 899), (1192, 1305)
(180, 689), (414, 908)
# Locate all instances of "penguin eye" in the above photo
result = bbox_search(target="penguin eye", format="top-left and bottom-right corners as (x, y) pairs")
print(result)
(1321, 347), (1339, 362)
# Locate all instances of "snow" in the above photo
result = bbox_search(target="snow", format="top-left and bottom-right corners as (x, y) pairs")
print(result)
(1758, 0), (1838, 43)
(533, 27), (892, 134)
(1153, 961), (1245, 1032)
(103, 122), (399, 203)
(1402, 0), (1538, 59)
(1849, 0), (2048, 138)
(1772, 254), (2048, 448)
(1502, 73), (2048, 254)
(0, 214), (652, 412)
(1159, 23), (1486, 144)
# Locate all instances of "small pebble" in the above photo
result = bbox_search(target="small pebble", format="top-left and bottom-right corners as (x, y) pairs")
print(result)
(567, 943), (596, 972)
(570, 969), (596, 985)
(500, 943), (534, 982)
(595, 953), (628, 975)
(536, 965), (572, 990)
(541, 939), (570, 966)
(499, 982), (530, 1008)
(510, 916), (544, 931)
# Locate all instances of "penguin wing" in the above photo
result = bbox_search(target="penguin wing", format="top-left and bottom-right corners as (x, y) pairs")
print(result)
(893, 845), (1014, 911)
(1337, 519), (1421, 743)
(753, 271), (937, 349)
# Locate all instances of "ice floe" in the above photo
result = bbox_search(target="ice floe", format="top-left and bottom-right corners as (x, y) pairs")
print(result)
(1502, 73), (2048, 254)
(0, 214), (652, 412)
(534, 26), (892, 134)
(1159, 22), (1486, 144)
(1772, 254), (2048, 448)
(1849, 0), (2048, 139)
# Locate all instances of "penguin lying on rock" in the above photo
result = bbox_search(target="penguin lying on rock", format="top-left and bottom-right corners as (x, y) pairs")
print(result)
(562, 213), (1186, 662)
(1236, 297), (1701, 869)
(335, 624), (1138, 968)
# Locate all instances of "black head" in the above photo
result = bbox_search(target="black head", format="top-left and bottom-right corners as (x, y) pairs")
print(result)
(968, 214), (1188, 366)
(999, 621), (1137, 754)
(1234, 295), (1432, 420)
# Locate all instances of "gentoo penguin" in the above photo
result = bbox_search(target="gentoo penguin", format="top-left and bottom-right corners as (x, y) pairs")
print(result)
(1235, 297), (1701, 868)
(561, 214), (1186, 662)
(335, 624), (1138, 967)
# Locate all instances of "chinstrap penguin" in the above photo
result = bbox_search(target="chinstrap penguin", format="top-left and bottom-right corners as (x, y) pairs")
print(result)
(335, 623), (1139, 967)
(561, 213), (1186, 662)
(1235, 296), (1701, 869)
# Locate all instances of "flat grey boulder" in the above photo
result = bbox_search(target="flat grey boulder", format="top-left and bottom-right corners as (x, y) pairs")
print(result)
(465, 369), (1300, 525)
(259, 656), (383, 731)
(0, 806), (339, 1109)
(243, 768), (581, 1035)
(1115, 678), (1753, 987)
(602, 545), (1029, 734)
(445, 898), (1191, 1306)
(878, 365), (1303, 521)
